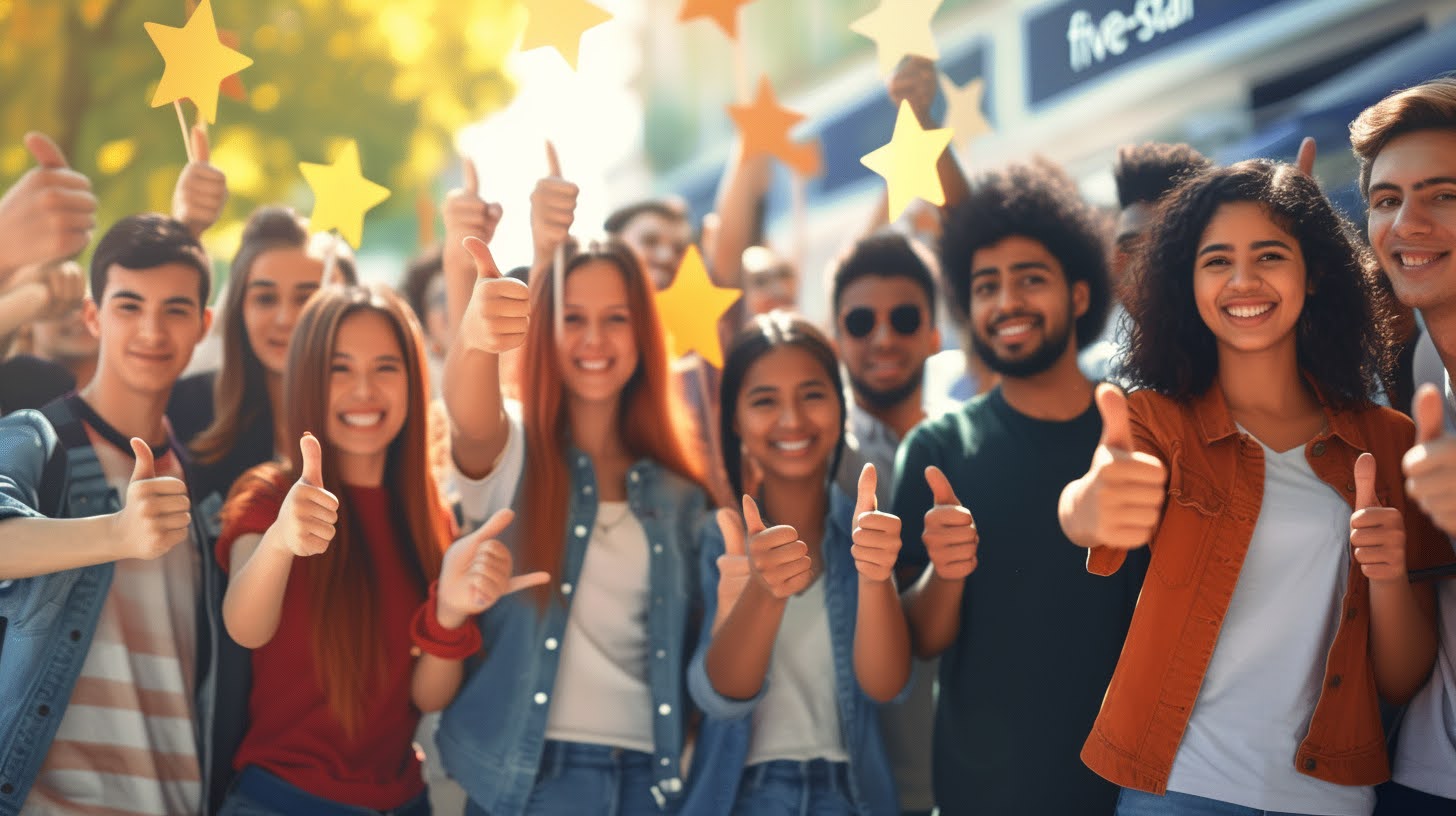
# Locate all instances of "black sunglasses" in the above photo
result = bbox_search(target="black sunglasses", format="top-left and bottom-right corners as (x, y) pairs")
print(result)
(843, 304), (922, 339)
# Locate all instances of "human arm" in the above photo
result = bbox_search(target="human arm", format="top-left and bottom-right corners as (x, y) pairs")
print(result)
(849, 464), (911, 701)
(1058, 385), (1167, 554)
(901, 464), (979, 660)
(888, 56), (970, 213)
(171, 126), (226, 238)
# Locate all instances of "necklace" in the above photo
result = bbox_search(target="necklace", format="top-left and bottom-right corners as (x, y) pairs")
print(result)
(594, 503), (632, 537)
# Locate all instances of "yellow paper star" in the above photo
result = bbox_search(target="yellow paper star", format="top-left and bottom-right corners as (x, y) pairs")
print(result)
(654, 245), (741, 369)
(850, 0), (942, 76)
(520, 0), (613, 71)
(861, 100), (953, 222)
(144, 0), (253, 124)
(941, 75), (992, 147)
(299, 140), (391, 249)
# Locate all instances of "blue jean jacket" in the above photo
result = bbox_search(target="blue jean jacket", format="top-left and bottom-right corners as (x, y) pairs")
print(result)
(682, 487), (900, 816)
(435, 451), (708, 816)
(0, 407), (243, 815)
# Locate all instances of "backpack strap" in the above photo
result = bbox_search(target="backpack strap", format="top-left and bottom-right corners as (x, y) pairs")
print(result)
(36, 396), (114, 518)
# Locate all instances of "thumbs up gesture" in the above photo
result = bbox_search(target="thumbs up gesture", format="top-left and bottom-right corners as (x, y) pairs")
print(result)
(111, 438), (193, 560)
(443, 156), (504, 280)
(851, 464), (903, 583)
(921, 465), (979, 580)
(436, 508), (551, 629)
(1402, 384), (1456, 536)
(267, 433), (340, 558)
(458, 235), (530, 355)
(742, 494), (815, 599)
(1061, 384), (1168, 550)
(0, 132), (97, 279)
(530, 141), (578, 268)
(171, 125), (227, 238)
(1350, 453), (1408, 583)
(713, 507), (753, 633)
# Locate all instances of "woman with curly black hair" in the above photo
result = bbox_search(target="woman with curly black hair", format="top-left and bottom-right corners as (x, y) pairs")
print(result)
(1060, 160), (1449, 816)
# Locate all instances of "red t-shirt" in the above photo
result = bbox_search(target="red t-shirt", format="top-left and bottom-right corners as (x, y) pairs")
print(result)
(216, 472), (435, 809)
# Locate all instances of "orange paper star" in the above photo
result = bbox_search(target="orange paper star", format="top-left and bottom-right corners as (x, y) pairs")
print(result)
(520, 0), (613, 71)
(861, 100), (953, 221)
(299, 140), (391, 249)
(678, 0), (756, 39)
(655, 245), (741, 369)
(144, 0), (253, 123)
(728, 76), (821, 179)
(849, 0), (942, 76)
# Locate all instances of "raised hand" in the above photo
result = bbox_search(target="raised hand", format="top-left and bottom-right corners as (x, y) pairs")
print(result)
(171, 125), (227, 237)
(887, 55), (937, 126)
(743, 494), (814, 599)
(1350, 453), (1408, 583)
(530, 141), (578, 266)
(39, 260), (85, 319)
(851, 464), (902, 583)
(921, 465), (978, 580)
(0, 133), (97, 279)
(1403, 383), (1456, 536)
(443, 156), (504, 276)
(457, 235), (530, 354)
(1296, 136), (1317, 177)
(114, 438), (192, 560)
(267, 433), (340, 557)
(713, 507), (752, 632)
(436, 508), (549, 629)
(1061, 384), (1167, 549)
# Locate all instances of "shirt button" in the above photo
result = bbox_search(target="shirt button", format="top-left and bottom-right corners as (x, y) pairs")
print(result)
(575, 525), (588, 538)
(663, 777), (682, 793)
(1330, 674), (1342, 687)
(630, 472), (641, 483)
(534, 692), (549, 705)
(577, 455), (589, 467)
(69, 630), (81, 641)
(653, 544), (663, 554)
(1346, 606), (1358, 621)
(1311, 441), (1327, 456)
(1, 783), (12, 794)
(656, 649), (666, 659)
(660, 757), (671, 767)
(583, 485), (594, 495)
(1303, 757), (1317, 771)
(1346, 481), (1356, 492)
(545, 638), (559, 650)
(562, 582), (573, 596)
(658, 703), (671, 716)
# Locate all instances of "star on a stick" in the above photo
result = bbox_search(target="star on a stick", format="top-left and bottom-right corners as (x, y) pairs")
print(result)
(728, 76), (822, 178)
(299, 140), (391, 249)
(654, 245), (741, 369)
(941, 75), (992, 147)
(849, 0), (942, 76)
(144, 0), (253, 123)
(520, 0), (613, 71)
(678, 0), (756, 39)
(861, 100), (953, 222)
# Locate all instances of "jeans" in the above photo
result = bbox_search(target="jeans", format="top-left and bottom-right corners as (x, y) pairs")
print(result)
(1373, 781), (1456, 816)
(731, 759), (857, 816)
(219, 766), (431, 816)
(1116, 787), (1330, 816)
(464, 741), (661, 816)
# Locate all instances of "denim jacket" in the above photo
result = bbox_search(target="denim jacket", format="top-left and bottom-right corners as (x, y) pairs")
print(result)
(435, 450), (708, 816)
(0, 404), (246, 815)
(682, 486), (900, 816)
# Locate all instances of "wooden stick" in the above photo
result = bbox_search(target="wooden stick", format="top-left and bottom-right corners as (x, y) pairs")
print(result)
(174, 101), (195, 162)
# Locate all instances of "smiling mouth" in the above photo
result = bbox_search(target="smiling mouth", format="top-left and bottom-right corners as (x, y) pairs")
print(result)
(993, 320), (1037, 339)
(577, 358), (611, 372)
(1396, 251), (1449, 269)
(340, 412), (386, 428)
(1224, 303), (1273, 319)
(771, 438), (812, 453)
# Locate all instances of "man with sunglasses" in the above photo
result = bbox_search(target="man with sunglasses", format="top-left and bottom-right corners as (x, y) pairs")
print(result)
(891, 161), (1147, 816)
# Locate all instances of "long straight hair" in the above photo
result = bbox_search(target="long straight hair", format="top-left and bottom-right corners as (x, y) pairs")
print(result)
(518, 243), (709, 602)
(282, 284), (447, 735)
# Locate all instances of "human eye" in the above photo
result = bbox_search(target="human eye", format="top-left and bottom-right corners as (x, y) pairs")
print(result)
(563, 312), (586, 325)
(1370, 194), (1400, 210)
(971, 280), (996, 298)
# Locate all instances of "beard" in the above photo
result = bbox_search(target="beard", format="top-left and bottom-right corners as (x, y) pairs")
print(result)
(847, 360), (925, 411)
(970, 313), (1074, 378)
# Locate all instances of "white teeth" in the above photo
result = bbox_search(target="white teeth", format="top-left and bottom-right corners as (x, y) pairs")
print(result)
(996, 322), (1033, 337)
(578, 359), (609, 371)
(341, 412), (384, 428)
(774, 439), (811, 452)
(1226, 303), (1273, 318)
(1399, 252), (1441, 268)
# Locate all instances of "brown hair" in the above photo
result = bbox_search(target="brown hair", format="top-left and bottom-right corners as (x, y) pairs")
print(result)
(1350, 77), (1456, 196)
(279, 284), (446, 735)
(191, 206), (357, 464)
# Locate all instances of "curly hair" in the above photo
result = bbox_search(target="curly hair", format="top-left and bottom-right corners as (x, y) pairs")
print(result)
(940, 159), (1110, 347)
(1113, 142), (1212, 209)
(1121, 160), (1396, 407)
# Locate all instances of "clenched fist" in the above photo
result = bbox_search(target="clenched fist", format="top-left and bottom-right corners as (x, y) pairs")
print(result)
(114, 438), (192, 560)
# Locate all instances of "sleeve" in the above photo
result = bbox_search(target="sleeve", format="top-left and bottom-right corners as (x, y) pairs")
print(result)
(0, 411), (58, 525)
(214, 469), (288, 571)
(1086, 391), (1171, 577)
(686, 515), (766, 721)
(451, 399), (526, 532)
(891, 423), (942, 574)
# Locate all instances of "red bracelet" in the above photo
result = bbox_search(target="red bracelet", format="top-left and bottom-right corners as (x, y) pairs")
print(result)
(410, 581), (483, 660)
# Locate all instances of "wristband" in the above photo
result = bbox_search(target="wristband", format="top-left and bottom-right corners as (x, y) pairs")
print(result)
(410, 581), (483, 660)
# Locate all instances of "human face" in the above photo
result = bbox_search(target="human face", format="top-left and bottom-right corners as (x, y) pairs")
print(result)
(967, 235), (1087, 378)
(1112, 201), (1155, 287)
(32, 304), (99, 362)
(84, 263), (211, 397)
(618, 211), (691, 290)
(744, 271), (799, 317)
(735, 345), (842, 487)
(836, 276), (939, 410)
(1192, 201), (1307, 360)
(557, 260), (639, 407)
(243, 247), (324, 375)
(1368, 129), (1456, 314)
(325, 310), (409, 485)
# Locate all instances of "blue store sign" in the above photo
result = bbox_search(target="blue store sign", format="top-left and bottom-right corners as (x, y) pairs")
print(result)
(1024, 0), (1287, 105)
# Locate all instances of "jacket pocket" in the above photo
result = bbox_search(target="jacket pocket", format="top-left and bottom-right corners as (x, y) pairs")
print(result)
(1151, 455), (1226, 587)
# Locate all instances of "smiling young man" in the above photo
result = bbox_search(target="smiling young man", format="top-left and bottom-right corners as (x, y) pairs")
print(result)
(891, 161), (1147, 816)
(1350, 77), (1456, 816)
(0, 214), (245, 815)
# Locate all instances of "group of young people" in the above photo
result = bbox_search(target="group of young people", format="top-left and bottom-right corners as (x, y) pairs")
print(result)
(0, 56), (1454, 816)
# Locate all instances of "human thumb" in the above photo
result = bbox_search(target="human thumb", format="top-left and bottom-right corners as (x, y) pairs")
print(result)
(545, 140), (562, 179)
(717, 508), (747, 557)
(1354, 452), (1379, 510)
(463, 235), (501, 280)
(129, 437), (156, 482)
(855, 463), (878, 515)
(1096, 383), (1133, 451)
(924, 465), (960, 507)
(24, 132), (68, 169)
(191, 125), (210, 165)
(741, 494), (767, 536)
(462, 155), (479, 198)
(299, 432), (324, 486)
(1414, 383), (1445, 444)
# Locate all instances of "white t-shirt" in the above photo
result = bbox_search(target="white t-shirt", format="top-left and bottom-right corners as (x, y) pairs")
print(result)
(1390, 367), (1456, 799)
(745, 576), (848, 766)
(544, 502), (655, 752)
(452, 400), (527, 530)
(1166, 434), (1372, 816)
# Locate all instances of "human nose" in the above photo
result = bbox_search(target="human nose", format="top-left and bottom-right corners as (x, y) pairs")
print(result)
(1392, 200), (1432, 239)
